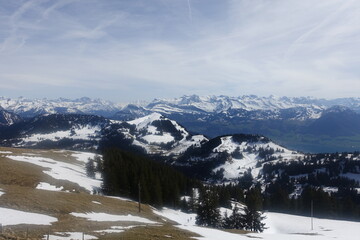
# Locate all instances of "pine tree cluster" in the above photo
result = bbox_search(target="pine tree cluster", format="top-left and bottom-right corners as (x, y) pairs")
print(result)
(101, 148), (199, 207)
(194, 186), (266, 233)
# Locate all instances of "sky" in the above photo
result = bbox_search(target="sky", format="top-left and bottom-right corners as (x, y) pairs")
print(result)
(0, 0), (360, 102)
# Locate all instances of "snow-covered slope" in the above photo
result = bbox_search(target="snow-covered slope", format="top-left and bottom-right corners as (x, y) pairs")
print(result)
(175, 134), (303, 182)
(124, 113), (207, 156)
(155, 208), (360, 240)
(3, 114), (109, 150)
(0, 110), (22, 126)
(211, 136), (302, 180)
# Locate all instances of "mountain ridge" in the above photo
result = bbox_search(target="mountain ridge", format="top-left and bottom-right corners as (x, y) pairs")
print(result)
(2, 95), (360, 152)
(3, 95), (360, 119)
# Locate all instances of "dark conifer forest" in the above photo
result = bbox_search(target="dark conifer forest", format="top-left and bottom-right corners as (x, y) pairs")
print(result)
(101, 148), (200, 207)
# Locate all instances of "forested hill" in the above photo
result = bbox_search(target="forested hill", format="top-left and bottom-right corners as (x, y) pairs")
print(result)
(100, 148), (201, 207)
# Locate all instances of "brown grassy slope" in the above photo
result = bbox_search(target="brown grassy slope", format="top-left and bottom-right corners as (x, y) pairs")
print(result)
(0, 147), (199, 240)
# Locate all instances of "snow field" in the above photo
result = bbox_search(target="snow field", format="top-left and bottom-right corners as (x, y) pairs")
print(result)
(6, 155), (102, 193)
(154, 208), (360, 240)
(36, 182), (64, 192)
(20, 125), (101, 145)
(212, 136), (302, 180)
(128, 113), (163, 130)
(71, 152), (98, 163)
(71, 212), (158, 224)
(46, 232), (97, 240)
(0, 207), (57, 226)
(142, 133), (174, 144)
(256, 212), (360, 240)
(94, 226), (139, 234)
(0, 151), (12, 154)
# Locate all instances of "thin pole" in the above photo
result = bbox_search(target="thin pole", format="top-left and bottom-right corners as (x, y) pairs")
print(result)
(138, 181), (141, 213)
(311, 200), (314, 231)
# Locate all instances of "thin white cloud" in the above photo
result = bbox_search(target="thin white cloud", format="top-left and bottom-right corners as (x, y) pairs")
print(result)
(62, 15), (121, 40)
(0, 0), (360, 101)
(42, 0), (79, 19)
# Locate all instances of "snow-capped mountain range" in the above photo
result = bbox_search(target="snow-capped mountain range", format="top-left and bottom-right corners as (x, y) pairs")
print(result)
(0, 112), (359, 194)
(2, 95), (360, 152)
(0, 112), (303, 183)
(0, 96), (123, 118)
(2, 95), (360, 120)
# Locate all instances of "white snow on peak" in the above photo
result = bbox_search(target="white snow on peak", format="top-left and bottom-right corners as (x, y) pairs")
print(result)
(0, 96), (122, 116)
(128, 112), (163, 130)
(126, 113), (207, 156)
(212, 136), (302, 180)
(213, 136), (238, 153)
(147, 95), (328, 115)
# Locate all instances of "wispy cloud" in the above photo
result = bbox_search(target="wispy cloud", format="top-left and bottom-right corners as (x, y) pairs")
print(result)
(0, 0), (359, 101)
(62, 15), (121, 40)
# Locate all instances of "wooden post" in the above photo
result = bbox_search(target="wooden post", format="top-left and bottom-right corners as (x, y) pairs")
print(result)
(47, 228), (50, 240)
(138, 181), (141, 213)
(82, 232), (85, 240)
(0, 223), (2, 233)
(311, 200), (314, 231)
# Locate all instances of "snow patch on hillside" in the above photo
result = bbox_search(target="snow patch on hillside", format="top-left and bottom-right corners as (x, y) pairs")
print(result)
(125, 113), (207, 156)
(71, 151), (98, 163)
(0, 207), (57, 226)
(142, 133), (174, 144)
(71, 212), (158, 224)
(0, 151), (12, 154)
(155, 208), (360, 240)
(128, 113), (163, 130)
(36, 182), (64, 192)
(20, 125), (101, 145)
(211, 136), (302, 180)
(47, 232), (97, 240)
(6, 155), (101, 193)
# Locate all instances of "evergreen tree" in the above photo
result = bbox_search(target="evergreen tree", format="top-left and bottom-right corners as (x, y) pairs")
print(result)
(223, 204), (245, 229)
(242, 206), (266, 232)
(196, 188), (222, 228)
(243, 186), (266, 232)
(86, 158), (96, 179)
